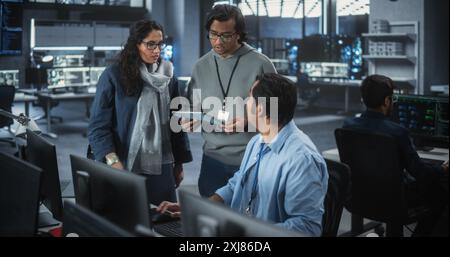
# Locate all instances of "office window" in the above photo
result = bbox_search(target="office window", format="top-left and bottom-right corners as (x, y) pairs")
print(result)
(237, 0), (322, 19)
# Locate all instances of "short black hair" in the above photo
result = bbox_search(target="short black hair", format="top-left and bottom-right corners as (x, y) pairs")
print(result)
(360, 75), (395, 109)
(252, 73), (298, 128)
(205, 4), (247, 43)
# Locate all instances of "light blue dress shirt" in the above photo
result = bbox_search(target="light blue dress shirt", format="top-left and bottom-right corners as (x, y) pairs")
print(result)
(215, 120), (328, 236)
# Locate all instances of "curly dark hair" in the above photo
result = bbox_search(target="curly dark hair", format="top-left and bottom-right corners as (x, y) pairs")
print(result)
(118, 20), (164, 96)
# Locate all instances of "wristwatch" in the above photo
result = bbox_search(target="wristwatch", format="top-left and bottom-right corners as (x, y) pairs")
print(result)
(105, 153), (120, 166)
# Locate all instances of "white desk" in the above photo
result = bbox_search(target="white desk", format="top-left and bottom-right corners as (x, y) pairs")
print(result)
(323, 147), (449, 162)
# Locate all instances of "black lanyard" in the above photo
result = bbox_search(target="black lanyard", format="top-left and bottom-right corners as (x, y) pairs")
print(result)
(214, 55), (242, 108)
(243, 143), (266, 216)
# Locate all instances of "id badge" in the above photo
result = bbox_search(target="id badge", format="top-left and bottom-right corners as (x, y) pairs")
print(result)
(245, 206), (252, 216)
(217, 110), (230, 122)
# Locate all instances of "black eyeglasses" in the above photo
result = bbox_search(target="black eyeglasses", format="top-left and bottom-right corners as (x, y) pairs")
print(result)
(141, 41), (166, 51)
(207, 31), (236, 43)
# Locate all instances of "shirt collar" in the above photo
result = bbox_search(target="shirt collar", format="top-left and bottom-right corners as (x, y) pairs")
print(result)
(258, 119), (296, 154)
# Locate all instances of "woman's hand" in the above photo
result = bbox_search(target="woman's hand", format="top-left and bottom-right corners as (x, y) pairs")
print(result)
(111, 161), (125, 170)
(222, 117), (247, 133)
(180, 118), (201, 132)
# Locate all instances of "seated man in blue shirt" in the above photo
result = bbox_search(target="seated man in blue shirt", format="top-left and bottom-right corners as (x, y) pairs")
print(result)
(158, 73), (329, 236)
(343, 74), (448, 236)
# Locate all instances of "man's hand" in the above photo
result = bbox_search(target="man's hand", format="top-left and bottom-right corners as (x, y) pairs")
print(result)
(157, 201), (181, 218)
(222, 117), (247, 133)
(209, 193), (225, 203)
(173, 163), (184, 188)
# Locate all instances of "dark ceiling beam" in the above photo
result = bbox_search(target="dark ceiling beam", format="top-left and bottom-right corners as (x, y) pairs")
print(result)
(244, 0), (256, 15)
(262, 0), (268, 16)
(293, 0), (303, 17)
(306, 0), (319, 17)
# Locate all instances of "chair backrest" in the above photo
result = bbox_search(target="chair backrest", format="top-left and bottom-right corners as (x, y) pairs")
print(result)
(321, 158), (351, 237)
(0, 85), (15, 127)
(334, 128), (407, 223)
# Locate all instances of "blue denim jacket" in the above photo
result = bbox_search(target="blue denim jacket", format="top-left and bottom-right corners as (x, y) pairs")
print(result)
(87, 64), (192, 166)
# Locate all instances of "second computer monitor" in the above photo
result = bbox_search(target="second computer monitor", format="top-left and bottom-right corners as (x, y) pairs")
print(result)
(0, 152), (42, 236)
(69, 155), (150, 232)
(392, 94), (449, 148)
(25, 129), (63, 221)
(178, 189), (304, 237)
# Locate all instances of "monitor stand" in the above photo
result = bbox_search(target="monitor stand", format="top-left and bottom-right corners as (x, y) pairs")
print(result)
(38, 212), (60, 228)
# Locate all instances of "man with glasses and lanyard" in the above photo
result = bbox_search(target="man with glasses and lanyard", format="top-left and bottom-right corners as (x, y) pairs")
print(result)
(185, 4), (277, 197)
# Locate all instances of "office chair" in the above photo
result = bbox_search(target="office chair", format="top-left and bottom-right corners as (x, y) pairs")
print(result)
(0, 85), (16, 147)
(321, 158), (351, 237)
(335, 128), (430, 237)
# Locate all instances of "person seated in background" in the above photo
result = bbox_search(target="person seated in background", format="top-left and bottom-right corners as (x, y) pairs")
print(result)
(343, 74), (449, 236)
(159, 73), (329, 236)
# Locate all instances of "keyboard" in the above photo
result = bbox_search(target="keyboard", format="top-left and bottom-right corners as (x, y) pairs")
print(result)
(153, 221), (183, 237)
(149, 207), (183, 237)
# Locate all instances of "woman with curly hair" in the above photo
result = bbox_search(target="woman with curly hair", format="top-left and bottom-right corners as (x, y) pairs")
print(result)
(88, 20), (192, 205)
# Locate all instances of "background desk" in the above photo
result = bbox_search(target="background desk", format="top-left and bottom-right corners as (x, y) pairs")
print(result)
(309, 79), (361, 113)
(37, 92), (95, 138)
(282, 76), (361, 113)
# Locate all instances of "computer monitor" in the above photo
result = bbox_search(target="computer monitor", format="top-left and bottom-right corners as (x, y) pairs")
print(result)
(25, 129), (63, 225)
(69, 155), (150, 232)
(62, 200), (134, 237)
(0, 152), (42, 236)
(178, 190), (305, 237)
(47, 67), (90, 89)
(0, 69), (19, 88)
(392, 94), (449, 149)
